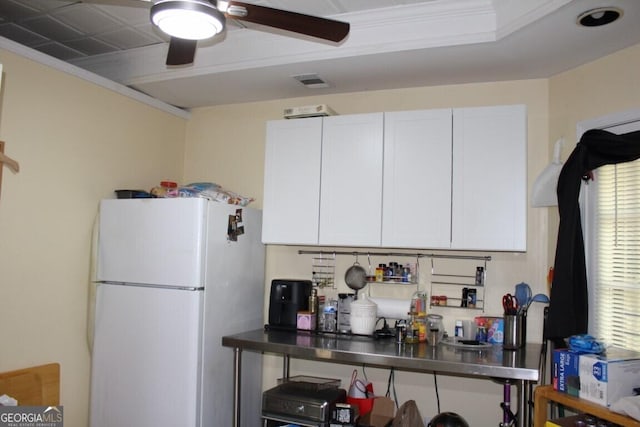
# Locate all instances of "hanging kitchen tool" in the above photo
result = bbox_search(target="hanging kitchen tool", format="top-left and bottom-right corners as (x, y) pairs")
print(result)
(531, 138), (564, 207)
(345, 254), (367, 298)
(524, 293), (550, 312)
(514, 282), (532, 309)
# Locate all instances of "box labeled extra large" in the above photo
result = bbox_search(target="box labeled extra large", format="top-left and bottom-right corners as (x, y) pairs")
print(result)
(552, 349), (580, 396)
(579, 347), (640, 407)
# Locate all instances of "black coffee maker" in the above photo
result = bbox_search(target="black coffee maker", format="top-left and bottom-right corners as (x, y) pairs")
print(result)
(268, 279), (312, 329)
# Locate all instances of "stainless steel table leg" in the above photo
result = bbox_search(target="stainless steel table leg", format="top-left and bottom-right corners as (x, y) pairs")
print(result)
(516, 380), (527, 427)
(233, 347), (242, 427)
(282, 354), (290, 379)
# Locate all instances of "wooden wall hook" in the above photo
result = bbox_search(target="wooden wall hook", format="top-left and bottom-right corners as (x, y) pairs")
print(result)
(0, 141), (19, 173)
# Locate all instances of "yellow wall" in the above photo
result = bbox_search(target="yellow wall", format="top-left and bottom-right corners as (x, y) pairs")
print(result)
(0, 50), (187, 426)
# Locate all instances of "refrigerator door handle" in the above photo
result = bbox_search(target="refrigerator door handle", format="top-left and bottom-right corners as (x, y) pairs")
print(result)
(97, 281), (204, 291)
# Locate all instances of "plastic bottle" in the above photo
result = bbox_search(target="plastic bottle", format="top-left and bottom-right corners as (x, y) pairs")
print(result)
(322, 305), (337, 332)
(385, 263), (394, 280)
(417, 315), (427, 343)
(476, 321), (487, 342)
(375, 265), (384, 282)
(475, 266), (484, 286)
(411, 291), (428, 316)
(455, 320), (464, 338)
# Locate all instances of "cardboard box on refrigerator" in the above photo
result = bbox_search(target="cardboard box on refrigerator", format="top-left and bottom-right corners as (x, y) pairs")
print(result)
(552, 349), (580, 397)
(579, 347), (640, 407)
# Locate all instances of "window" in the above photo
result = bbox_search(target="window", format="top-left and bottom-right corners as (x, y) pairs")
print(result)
(582, 118), (640, 351)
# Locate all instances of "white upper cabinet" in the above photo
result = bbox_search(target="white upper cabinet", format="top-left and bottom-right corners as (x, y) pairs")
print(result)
(451, 105), (527, 251)
(262, 105), (527, 251)
(319, 113), (384, 246)
(262, 118), (322, 244)
(382, 109), (453, 248)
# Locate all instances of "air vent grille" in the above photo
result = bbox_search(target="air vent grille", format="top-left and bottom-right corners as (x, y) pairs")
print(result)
(293, 73), (330, 88)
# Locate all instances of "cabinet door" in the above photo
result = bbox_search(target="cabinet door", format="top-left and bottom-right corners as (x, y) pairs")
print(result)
(451, 105), (527, 251)
(262, 118), (322, 244)
(319, 113), (384, 246)
(382, 109), (453, 248)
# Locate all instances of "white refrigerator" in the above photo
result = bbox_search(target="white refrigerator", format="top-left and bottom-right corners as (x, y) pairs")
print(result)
(90, 198), (265, 427)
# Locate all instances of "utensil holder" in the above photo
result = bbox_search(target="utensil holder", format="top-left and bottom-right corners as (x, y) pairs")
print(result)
(503, 313), (526, 350)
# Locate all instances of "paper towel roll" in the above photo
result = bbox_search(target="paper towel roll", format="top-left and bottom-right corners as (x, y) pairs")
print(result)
(369, 297), (411, 319)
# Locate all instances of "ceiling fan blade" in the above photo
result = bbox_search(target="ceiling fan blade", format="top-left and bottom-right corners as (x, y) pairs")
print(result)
(166, 37), (198, 65)
(224, 1), (349, 43)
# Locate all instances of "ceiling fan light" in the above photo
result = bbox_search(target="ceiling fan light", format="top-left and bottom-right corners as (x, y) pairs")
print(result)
(151, 1), (225, 40)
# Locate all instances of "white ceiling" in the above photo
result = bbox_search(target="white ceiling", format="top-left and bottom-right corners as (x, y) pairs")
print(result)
(1, 0), (639, 111)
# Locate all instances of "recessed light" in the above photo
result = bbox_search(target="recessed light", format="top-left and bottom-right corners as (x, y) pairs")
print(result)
(577, 7), (623, 27)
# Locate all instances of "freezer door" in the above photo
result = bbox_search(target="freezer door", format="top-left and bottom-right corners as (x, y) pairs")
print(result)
(97, 198), (207, 287)
(90, 284), (203, 427)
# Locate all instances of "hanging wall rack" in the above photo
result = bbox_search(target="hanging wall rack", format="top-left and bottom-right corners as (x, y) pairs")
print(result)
(297, 249), (491, 262)
(298, 250), (491, 310)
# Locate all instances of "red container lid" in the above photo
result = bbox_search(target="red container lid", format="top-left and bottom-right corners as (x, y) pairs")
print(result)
(160, 181), (178, 188)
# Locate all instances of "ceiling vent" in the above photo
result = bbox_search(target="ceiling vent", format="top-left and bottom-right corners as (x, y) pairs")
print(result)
(293, 73), (330, 88)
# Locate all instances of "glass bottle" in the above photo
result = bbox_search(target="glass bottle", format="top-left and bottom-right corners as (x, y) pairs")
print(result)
(426, 314), (444, 345)
(405, 312), (420, 344)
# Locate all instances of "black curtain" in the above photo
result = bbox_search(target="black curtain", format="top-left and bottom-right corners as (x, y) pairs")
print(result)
(546, 128), (640, 341)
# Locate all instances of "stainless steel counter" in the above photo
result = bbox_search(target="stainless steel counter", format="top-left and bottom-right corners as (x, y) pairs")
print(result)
(222, 328), (542, 427)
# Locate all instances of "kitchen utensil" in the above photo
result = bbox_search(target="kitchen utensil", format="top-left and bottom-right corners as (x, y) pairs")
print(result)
(524, 293), (550, 312)
(502, 293), (518, 315)
(503, 314), (525, 350)
(344, 256), (367, 296)
(514, 282), (532, 308)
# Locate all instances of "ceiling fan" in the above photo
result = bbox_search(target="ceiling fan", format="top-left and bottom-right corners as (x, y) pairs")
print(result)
(81, 0), (350, 66)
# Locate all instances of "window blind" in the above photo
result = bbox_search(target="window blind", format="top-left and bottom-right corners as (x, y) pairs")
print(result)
(592, 161), (640, 350)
